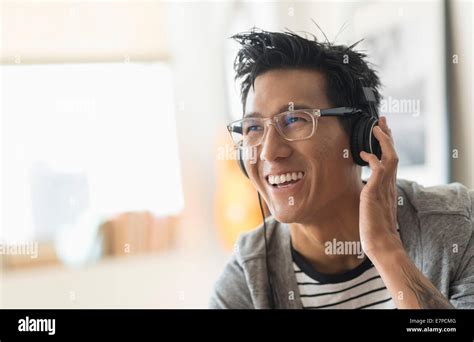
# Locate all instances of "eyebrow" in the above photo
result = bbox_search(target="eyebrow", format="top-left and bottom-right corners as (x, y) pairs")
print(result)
(244, 103), (314, 118)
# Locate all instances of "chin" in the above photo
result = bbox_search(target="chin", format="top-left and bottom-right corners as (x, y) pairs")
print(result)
(270, 207), (301, 224)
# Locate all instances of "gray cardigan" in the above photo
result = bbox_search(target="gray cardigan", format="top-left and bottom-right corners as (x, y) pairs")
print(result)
(209, 179), (474, 309)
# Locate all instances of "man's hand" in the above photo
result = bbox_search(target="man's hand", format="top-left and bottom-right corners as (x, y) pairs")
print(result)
(358, 116), (453, 309)
(359, 116), (403, 258)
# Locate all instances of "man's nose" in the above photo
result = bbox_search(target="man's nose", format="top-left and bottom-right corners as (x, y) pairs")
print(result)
(259, 124), (292, 162)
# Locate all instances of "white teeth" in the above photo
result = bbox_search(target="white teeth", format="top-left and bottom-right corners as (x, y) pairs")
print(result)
(267, 172), (304, 185)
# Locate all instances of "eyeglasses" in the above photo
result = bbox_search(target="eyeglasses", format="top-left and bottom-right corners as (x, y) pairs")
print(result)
(227, 107), (361, 148)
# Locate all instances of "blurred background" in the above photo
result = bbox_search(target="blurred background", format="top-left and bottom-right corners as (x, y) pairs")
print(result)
(0, 0), (472, 308)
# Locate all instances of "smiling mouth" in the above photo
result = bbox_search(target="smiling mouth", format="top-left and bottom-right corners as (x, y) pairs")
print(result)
(266, 171), (305, 188)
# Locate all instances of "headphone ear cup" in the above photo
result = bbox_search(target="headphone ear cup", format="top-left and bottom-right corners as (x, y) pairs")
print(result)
(368, 117), (382, 160)
(237, 147), (249, 178)
(351, 117), (367, 166)
(351, 114), (382, 166)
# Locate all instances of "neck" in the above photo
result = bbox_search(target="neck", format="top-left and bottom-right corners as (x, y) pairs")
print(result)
(289, 180), (365, 275)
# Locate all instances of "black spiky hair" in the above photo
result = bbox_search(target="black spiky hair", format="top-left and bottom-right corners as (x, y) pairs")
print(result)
(231, 28), (381, 136)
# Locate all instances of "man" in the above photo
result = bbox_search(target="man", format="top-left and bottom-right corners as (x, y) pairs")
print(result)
(210, 29), (474, 309)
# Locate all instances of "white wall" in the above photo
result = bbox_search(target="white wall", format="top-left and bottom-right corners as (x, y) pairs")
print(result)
(1, 251), (225, 308)
(165, 2), (233, 254)
(450, 0), (473, 188)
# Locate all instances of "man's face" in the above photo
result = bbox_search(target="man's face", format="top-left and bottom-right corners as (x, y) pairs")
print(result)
(244, 68), (360, 224)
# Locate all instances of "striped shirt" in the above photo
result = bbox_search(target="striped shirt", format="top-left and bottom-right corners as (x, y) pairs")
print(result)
(292, 247), (396, 309)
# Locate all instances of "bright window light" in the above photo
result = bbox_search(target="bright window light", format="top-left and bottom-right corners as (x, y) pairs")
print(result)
(1, 63), (184, 244)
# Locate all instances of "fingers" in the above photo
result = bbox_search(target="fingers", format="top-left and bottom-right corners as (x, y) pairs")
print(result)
(378, 117), (398, 178)
(372, 117), (399, 170)
(378, 116), (392, 140)
(361, 116), (399, 193)
(360, 150), (385, 188)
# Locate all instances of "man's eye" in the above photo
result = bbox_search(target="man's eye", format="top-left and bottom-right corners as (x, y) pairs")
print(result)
(286, 117), (301, 124)
(245, 125), (262, 134)
(284, 114), (308, 125)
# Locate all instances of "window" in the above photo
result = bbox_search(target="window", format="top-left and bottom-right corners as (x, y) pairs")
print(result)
(1, 63), (184, 252)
